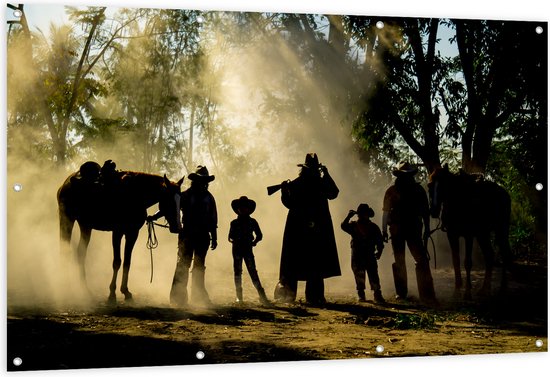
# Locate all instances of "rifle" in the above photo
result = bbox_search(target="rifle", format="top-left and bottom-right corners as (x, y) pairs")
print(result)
(267, 180), (290, 196)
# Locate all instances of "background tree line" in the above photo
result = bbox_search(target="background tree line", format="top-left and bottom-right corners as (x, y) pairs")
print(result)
(6, 5), (547, 260)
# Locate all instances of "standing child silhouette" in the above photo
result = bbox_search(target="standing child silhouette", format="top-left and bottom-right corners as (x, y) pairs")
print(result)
(341, 203), (385, 303)
(228, 196), (270, 305)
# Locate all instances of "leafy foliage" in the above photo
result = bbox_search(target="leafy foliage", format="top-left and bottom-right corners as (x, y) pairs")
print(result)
(6, 7), (547, 258)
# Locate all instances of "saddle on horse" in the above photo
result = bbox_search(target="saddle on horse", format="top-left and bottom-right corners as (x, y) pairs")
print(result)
(70, 160), (123, 227)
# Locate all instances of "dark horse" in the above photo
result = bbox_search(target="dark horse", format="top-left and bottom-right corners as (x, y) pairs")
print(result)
(428, 165), (512, 299)
(57, 161), (183, 302)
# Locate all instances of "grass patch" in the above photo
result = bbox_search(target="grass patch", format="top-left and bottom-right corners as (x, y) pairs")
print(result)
(393, 313), (437, 330)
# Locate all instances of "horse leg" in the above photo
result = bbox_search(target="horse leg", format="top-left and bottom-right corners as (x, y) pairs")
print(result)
(463, 236), (474, 301)
(76, 226), (92, 295)
(59, 208), (75, 258)
(109, 230), (123, 303)
(477, 234), (494, 296)
(447, 232), (462, 295)
(59, 209), (75, 278)
(496, 229), (511, 294)
(120, 229), (139, 301)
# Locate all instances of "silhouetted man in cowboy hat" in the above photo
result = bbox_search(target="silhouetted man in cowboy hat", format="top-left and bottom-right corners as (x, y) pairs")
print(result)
(171, 165), (218, 306)
(275, 153), (341, 306)
(382, 161), (437, 304)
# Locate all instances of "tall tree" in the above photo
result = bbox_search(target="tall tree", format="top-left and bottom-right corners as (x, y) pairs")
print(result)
(348, 17), (446, 173)
(453, 19), (546, 174)
(7, 6), (138, 165)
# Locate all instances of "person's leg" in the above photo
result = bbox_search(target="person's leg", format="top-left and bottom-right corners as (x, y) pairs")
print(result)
(351, 252), (367, 301)
(233, 248), (244, 303)
(407, 232), (437, 304)
(390, 225), (408, 299)
(170, 237), (193, 306)
(243, 253), (269, 304)
(191, 234), (211, 304)
(365, 254), (384, 303)
(305, 279), (325, 305)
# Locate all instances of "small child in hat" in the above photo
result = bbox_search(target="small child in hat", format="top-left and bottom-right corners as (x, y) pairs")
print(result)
(228, 196), (270, 305)
(341, 203), (385, 303)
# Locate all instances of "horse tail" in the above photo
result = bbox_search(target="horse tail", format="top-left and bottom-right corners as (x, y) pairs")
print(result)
(57, 184), (75, 257)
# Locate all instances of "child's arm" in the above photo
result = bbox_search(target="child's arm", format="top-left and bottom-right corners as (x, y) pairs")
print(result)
(341, 210), (356, 234)
(374, 224), (384, 259)
(252, 218), (262, 246)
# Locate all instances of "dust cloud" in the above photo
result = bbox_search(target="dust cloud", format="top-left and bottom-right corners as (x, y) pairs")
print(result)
(6, 7), (452, 312)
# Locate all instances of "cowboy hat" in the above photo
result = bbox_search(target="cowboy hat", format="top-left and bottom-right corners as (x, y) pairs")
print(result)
(357, 203), (375, 218)
(188, 165), (215, 182)
(297, 153), (320, 169)
(231, 196), (256, 214)
(392, 161), (418, 176)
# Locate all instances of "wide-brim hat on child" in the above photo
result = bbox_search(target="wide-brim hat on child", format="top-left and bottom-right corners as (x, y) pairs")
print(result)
(392, 161), (418, 177)
(297, 153), (320, 169)
(188, 165), (215, 182)
(231, 196), (256, 214)
(357, 203), (375, 218)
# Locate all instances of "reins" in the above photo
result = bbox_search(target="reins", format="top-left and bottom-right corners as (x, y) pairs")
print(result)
(146, 220), (169, 283)
(426, 218), (443, 269)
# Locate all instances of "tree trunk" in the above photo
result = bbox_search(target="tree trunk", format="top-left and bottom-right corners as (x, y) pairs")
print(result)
(401, 19), (442, 173)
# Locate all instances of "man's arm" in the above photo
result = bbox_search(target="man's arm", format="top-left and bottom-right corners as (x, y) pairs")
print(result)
(320, 165), (339, 200)
(374, 224), (384, 259)
(381, 211), (390, 242)
(418, 185), (431, 245)
(210, 194), (218, 250)
(381, 187), (393, 243)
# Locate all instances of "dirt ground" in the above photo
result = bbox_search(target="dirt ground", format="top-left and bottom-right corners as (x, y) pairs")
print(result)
(6, 261), (548, 372)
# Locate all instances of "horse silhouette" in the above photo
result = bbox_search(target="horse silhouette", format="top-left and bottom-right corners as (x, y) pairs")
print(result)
(57, 161), (183, 302)
(428, 165), (512, 299)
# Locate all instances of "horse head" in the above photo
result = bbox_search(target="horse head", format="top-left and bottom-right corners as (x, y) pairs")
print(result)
(159, 175), (184, 233)
(427, 164), (451, 219)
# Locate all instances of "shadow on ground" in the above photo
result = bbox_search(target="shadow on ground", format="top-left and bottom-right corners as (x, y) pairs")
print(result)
(7, 315), (320, 371)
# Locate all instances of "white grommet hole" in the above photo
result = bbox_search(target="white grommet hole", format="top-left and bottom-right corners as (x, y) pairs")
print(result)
(13, 357), (23, 366)
(13, 183), (23, 192)
(196, 350), (205, 359)
(375, 345), (384, 353)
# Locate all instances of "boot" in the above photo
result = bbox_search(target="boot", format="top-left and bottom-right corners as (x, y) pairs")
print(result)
(274, 280), (296, 303)
(415, 263), (438, 305)
(392, 263), (408, 300)
(192, 269), (211, 306)
(170, 267), (188, 307)
(373, 289), (385, 303)
(235, 275), (243, 304)
(357, 290), (366, 302)
(257, 287), (271, 306)
(235, 287), (244, 304)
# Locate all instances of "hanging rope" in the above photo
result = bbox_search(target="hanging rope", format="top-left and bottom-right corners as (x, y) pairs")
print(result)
(146, 220), (169, 283)
(425, 218), (442, 269)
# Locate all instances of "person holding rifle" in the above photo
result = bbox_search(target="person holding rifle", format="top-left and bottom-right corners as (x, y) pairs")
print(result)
(272, 153), (341, 306)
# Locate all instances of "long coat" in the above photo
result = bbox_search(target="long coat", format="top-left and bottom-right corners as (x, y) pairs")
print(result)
(279, 171), (341, 281)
